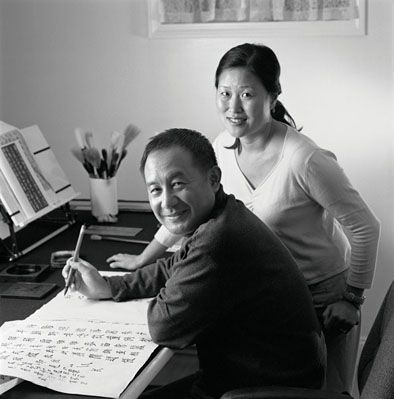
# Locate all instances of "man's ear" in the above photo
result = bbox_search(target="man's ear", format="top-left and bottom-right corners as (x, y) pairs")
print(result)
(209, 166), (221, 191)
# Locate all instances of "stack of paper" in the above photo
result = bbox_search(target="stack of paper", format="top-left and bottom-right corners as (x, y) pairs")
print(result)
(0, 272), (158, 398)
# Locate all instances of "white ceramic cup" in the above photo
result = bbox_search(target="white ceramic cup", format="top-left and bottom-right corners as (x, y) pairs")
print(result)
(89, 177), (118, 218)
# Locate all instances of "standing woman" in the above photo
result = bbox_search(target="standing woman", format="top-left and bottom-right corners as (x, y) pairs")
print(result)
(213, 43), (380, 393)
(108, 43), (380, 394)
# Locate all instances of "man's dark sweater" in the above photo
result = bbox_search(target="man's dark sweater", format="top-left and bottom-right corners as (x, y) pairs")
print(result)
(107, 187), (326, 398)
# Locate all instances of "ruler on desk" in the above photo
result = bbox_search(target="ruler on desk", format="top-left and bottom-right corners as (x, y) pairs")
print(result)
(85, 225), (143, 237)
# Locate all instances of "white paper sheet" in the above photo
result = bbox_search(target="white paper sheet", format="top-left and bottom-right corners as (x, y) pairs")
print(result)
(0, 272), (158, 398)
(0, 319), (157, 398)
(32, 290), (152, 325)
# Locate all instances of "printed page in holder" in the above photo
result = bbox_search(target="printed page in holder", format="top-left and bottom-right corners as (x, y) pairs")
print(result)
(0, 121), (78, 238)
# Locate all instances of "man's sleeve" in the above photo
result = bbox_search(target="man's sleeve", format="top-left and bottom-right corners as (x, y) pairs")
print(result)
(147, 246), (223, 349)
(105, 258), (172, 301)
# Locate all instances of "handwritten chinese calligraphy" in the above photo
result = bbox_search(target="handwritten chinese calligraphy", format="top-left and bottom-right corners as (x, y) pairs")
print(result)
(0, 318), (157, 398)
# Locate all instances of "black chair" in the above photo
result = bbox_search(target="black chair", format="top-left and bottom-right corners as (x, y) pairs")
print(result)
(221, 280), (394, 399)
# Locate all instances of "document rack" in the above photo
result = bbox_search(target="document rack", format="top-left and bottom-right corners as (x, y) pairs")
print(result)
(1, 141), (49, 213)
(0, 202), (76, 261)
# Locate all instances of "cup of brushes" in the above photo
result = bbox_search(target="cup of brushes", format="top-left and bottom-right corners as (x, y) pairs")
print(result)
(72, 124), (140, 223)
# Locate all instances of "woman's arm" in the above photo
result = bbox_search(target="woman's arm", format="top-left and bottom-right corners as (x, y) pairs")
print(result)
(107, 225), (182, 270)
(306, 149), (380, 289)
(306, 150), (380, 333)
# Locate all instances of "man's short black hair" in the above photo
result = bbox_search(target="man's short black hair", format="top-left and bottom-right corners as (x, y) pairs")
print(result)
(140, 128), (218, 176)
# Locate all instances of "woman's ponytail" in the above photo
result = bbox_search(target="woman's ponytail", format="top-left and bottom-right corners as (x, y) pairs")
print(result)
(271, 100), (301, 131)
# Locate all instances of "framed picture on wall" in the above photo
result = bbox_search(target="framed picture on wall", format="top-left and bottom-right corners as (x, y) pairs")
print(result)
(148, 0), (367, 38)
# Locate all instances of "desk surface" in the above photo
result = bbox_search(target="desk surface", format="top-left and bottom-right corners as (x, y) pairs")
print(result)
(0, 210), (166, 399)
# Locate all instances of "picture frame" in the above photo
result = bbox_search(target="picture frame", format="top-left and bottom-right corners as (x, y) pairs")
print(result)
(147, 0), (367, 38)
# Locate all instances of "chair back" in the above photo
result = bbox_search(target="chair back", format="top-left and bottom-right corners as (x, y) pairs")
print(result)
(358, 280), (394, 399)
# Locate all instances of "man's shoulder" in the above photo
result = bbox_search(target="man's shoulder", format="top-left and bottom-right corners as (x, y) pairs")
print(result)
(189, 193), (302, 279)
(193, 193), (269, 247)
(188, 193), (241, 242)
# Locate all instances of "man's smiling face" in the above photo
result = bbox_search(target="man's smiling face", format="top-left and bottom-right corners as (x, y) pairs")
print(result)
(144, 146), (220, 236)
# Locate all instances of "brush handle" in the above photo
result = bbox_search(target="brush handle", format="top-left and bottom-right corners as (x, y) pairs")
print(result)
(90, 234), (149, 245)
(64, 224), (86, 295)
(83, 161), (94, 176)
(115, 149), (127, 172)
(101, 149), (108, 177)
(98, 159), (107, 179)
(108, 152), (119, 177)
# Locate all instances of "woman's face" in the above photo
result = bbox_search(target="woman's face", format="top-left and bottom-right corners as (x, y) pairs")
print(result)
(216, 67), (274, 142)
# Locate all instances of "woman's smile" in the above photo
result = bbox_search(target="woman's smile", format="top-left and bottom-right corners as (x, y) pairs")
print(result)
(227, 116), (246, 125)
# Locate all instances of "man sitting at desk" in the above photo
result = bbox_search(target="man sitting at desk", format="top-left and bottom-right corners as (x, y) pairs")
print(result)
(63, 128), (326, 399)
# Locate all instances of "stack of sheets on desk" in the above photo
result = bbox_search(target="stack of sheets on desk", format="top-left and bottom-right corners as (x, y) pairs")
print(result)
(0, 272), (158, 398)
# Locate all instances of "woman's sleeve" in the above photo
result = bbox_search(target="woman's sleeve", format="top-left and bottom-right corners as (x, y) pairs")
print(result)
(305, 150), (380, 289)
(154, 225), (182, 248)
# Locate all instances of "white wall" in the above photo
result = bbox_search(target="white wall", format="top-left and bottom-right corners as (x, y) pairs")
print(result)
(0, 0), (393, 340)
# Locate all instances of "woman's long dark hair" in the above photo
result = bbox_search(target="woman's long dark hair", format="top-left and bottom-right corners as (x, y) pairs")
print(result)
(215, 43), (301, 150)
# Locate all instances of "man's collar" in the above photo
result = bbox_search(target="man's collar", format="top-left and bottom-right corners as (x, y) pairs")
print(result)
(184, 185), (227, 237)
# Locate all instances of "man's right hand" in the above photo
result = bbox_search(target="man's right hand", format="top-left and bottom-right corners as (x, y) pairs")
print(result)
(62, 258), (112, 299)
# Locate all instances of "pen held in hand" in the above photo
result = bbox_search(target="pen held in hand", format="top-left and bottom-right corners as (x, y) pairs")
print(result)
(64, 224), (86, 295)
